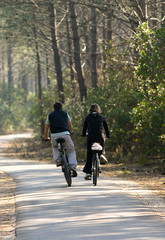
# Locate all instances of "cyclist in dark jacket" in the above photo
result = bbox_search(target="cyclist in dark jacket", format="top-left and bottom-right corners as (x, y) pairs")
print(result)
(82, 103), (110, 180)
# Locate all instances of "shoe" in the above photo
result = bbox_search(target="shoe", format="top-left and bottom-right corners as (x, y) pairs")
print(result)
(56, 161), (61, 167)
(100, 154), (108, 165)
(84, 174), (91, 180)
(71, 167), (77, 177)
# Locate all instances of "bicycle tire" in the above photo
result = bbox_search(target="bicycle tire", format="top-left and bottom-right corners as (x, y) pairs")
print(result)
(92, 152), (98, 186)
(62, 153), (72, 187)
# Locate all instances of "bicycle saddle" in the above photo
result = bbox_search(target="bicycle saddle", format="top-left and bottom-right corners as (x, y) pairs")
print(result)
(56, 138), (65, 143)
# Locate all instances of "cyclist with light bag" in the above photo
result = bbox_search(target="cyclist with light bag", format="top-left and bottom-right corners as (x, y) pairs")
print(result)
(81, 103), (110, 180)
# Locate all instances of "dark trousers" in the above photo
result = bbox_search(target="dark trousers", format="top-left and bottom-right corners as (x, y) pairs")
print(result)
(83, 134), (105, 174)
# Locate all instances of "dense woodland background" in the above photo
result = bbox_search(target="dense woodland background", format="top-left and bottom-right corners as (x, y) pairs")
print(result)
(0, 0), (164, 163)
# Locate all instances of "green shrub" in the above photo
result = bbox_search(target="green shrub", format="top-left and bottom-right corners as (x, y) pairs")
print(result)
(0, 83), (31, 133)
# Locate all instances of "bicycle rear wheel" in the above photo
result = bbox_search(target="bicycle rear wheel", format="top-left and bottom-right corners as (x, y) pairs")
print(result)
(62, 153), (72, 187)
(92, 152), (99, 186)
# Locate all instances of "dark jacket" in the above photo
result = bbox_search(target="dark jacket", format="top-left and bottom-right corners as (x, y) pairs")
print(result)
(82, 113), (110, 139)
(48, 110), (70, 133)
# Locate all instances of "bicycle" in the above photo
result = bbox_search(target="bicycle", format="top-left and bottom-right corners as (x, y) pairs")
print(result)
(91, 142), (102, 186)
(56, 137), (72, 187)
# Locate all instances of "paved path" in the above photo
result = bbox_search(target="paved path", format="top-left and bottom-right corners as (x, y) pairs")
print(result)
(0, 134), (165, 240)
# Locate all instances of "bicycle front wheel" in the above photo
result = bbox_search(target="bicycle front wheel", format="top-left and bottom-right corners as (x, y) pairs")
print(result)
(92, 152), (99, 186)
(62, 154), (72, 187)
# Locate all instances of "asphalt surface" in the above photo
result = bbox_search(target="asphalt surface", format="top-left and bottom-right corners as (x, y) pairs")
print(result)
(0, 134), (165, 240)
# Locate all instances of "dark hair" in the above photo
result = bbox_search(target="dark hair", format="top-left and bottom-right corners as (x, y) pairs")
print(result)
(89, 103), (101, 114)
(53, 102), (62, 110)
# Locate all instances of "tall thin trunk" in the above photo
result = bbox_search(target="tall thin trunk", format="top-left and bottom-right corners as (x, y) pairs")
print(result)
(102, 16), (106, 83)
(91, 5), (97, 88)
(162, 0), (165, 20)
(21, 73), (27, 103)
(35, 39), (42, 101)
(34, 68), (37, 95)
(66, 12), (75, 97)
(83, 15), (91, 73)
(7, 43), (13, 89)
(48, 2), (64, 103)
(45, 51), (50, 88)
(33, 15), (44, 136)
(1, 51), (5, 83)
(69, 1), (87, 100)
(7, 43), (13, 106)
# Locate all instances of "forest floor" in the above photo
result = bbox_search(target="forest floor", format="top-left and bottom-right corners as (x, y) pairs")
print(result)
(0, 136), (165, 239)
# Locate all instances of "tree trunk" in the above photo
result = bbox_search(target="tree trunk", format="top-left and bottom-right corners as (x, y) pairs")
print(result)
(162, 0), (165, 20)
(35, 41), (42, 102)
(48, 2), (64, 103)
(33, 15), (44, 137)
(34, 68), (37, 95)
(19, 63), (28, 103)
(91, 5), (97, 88)
(69, 1), (87, 100)
(1, 50), (5, 83)
(102, 1), (113, 84)
(102, 16), (106, 83)
(83, 15), (91, 74)
(7, 43), (13, 89)
(66, 11), (75, 97)
(45, 51), (50, 88)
